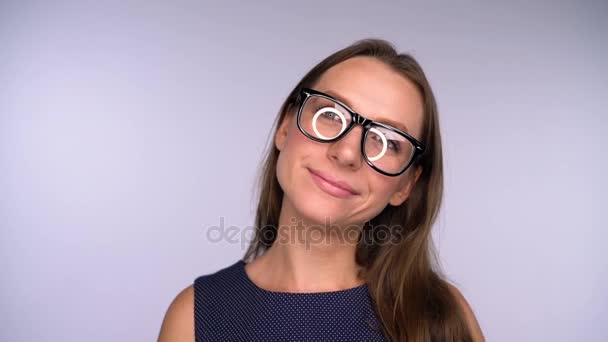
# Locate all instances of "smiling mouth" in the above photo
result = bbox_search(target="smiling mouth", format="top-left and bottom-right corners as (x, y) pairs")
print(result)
(307, 168), (358, 198)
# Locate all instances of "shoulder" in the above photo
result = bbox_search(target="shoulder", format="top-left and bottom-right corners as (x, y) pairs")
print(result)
(157, 284), (195, 342)
(447, 284), (486, 342)
(157, 261), (244, 341)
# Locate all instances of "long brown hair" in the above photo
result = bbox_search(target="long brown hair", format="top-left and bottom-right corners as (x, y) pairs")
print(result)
(243, 38), (473, 342)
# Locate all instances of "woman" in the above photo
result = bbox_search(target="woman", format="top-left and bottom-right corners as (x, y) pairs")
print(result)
(158, 38), (485, 341)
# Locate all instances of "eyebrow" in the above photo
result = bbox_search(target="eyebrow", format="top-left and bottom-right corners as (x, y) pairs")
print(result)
(322, 89), (412, 134)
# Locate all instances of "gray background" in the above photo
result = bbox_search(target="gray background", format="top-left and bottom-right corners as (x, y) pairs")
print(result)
(1, 0), (606, 341)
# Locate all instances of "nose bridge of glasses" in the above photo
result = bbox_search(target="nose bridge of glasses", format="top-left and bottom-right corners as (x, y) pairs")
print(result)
(331, 118), (364, 150)
(338, 112), (372, 143)
(351, 112), (371, 127)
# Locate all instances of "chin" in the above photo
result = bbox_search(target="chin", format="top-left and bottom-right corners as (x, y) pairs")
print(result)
(287, 186), (354, 227)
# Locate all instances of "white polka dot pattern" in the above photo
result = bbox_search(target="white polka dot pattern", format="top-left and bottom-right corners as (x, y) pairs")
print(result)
(193, 260), (388, 341)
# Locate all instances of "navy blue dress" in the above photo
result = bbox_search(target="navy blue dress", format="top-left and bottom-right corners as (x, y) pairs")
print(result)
(193, 259), (387, 341)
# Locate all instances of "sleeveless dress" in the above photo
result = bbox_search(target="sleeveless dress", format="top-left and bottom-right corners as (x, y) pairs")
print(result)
(193, 259), (388, 341)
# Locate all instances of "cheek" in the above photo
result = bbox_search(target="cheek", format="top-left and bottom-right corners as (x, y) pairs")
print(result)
(366, 172), (401, 200)
(280, 119), (322, 163)
(285, 118), (312, 149)
(275, 121), (316, 192)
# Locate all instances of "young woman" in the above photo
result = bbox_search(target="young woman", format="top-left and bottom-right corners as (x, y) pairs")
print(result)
(158, 39), (485, 342)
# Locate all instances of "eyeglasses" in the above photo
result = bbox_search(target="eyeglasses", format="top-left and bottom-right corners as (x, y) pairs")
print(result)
(296, 88), (426, 176)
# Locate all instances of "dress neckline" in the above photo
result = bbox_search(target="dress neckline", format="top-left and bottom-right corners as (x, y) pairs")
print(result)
(237, 260), (368, 296)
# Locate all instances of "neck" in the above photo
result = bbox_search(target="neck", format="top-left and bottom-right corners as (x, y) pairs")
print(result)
(248, 201), (365, 293)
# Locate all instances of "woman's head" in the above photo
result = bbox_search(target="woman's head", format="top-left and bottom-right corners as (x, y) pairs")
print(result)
(274, 55), (428, 227)
(246, 38), (442, 244)
(245, 39), (466, 341)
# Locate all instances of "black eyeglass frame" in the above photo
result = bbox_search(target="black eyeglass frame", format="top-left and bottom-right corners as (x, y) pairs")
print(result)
(295, 87), (426, 177)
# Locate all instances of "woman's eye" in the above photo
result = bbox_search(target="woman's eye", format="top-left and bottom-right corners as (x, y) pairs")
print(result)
(318, 109), (340, 121)
(388, 140), (401, 151)
(372, 135), (401, 151)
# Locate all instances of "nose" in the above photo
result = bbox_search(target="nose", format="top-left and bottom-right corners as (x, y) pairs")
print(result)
(327, 125), (364, 171)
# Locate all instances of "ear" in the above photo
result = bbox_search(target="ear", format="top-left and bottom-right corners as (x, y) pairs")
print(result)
(274, 112), (294, 151)
(388, 166), (423, 206)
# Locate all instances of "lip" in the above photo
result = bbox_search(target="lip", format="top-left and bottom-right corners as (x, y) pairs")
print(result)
(307, 168), (359, 198)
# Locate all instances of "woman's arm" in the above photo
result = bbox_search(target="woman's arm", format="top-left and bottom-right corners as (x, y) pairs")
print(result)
(157, 285), (195, 342)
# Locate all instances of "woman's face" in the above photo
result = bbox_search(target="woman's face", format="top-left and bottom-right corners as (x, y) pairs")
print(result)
(275, 56), (424, 227)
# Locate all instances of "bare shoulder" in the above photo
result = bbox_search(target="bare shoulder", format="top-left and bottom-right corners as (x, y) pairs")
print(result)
(447, 284), (486, 342)
(157, 284), (195, 342)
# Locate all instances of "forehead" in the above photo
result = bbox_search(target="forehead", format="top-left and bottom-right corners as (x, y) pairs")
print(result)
(313, 56), (424, 139)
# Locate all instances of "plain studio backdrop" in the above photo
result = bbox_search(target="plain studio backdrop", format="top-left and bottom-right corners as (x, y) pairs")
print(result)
(1, 0), (606, 341)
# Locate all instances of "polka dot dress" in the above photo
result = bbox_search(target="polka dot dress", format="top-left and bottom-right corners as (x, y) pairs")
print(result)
(194, 259), (388, 341)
